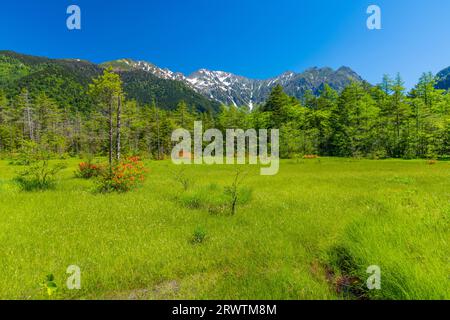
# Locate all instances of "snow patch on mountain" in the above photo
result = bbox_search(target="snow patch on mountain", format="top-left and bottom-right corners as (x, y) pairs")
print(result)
(103, 59), (364, 108)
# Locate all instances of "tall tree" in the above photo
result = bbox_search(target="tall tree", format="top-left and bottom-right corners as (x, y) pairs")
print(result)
(116, 94), (123, 161)
(0, 90), (8, 152)
(17, 88), (34, 142)
(262, 85), (292, 127)
(88, 68), (123, 170)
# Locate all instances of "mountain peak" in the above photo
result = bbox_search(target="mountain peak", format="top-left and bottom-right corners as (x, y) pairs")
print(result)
(336, 66), (363, 80)
(337, 66), (352, 72)
(100, 56), (365, 107)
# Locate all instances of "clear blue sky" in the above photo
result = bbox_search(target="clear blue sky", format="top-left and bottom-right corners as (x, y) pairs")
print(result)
(1, 0), (450, 88)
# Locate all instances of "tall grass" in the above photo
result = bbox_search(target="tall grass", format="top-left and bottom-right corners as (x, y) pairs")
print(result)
(0, 158), (447, 299)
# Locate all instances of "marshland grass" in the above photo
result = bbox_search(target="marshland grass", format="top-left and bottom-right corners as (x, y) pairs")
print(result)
(0, 158), (448, 299)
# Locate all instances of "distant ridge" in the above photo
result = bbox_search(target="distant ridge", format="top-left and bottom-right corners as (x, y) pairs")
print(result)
(103, 58), (365, 107)
(0, 50), (366, 110)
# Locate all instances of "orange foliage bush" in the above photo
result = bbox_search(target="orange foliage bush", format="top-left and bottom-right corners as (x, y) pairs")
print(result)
(303, 155), (319, 159)
(76, 162), (104, 179)
(98, 156), (148, 192)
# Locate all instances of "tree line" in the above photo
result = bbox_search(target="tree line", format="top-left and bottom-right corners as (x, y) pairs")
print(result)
(0, 68), (449, 161)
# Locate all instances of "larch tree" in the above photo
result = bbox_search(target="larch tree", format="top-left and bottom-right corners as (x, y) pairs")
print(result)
(0, 90), (8, 152)
(88, 67), (123, 171)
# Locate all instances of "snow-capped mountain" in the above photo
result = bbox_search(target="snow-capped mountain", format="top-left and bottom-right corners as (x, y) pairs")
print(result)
(102, 59), (364, 108)
(185, 69), (257, 107)
(102, 59), (186, 81)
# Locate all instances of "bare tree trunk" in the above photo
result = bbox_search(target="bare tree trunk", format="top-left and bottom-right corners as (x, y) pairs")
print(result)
(21, 90), (34, 142)
(156, 108), (161, 160)
(108, 100), (113, 172)
(116, 95), (121, 161)
(10, 118), (14, 151)
(26, 105), (33, 141)
(0, 104), (3, 153)
(147, 127), (152, 155)
(75, 113), (82, 155)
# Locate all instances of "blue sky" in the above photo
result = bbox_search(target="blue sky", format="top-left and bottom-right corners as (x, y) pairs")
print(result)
(1, 0), (450, 88)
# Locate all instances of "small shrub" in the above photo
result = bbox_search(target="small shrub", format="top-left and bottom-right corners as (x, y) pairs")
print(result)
(97, 156), (148, 193)
(14, 160), (66, 191)
(171, 166), (193, 191)
(42, 274), (58, 297)
(224, 185), (252, 215)
(224, 168), (251, 215)
(190, 227), (207, 245)
(76, 161), (104, 179)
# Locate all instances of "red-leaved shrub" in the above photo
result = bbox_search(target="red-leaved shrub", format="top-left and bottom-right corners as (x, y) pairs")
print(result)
(98, 156), (148, 192)
(76, 162), (104, 179)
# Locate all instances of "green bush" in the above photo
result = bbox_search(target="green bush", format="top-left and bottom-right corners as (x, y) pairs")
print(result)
(14, 160), (66, 191)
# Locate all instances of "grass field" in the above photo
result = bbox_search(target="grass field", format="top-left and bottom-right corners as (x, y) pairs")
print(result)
(0, 158), (448, 300)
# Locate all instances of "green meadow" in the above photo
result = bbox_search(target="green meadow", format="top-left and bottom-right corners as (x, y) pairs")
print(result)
(0, 158), (448, 300)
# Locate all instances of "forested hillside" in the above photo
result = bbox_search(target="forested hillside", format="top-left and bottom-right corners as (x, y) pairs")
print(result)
(0, 55), (449, 160)
(0, 51), (219, 113)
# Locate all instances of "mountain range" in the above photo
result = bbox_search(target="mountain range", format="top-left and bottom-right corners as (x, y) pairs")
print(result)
(101, 58), (364, 108)
(1, 50), (450, 113)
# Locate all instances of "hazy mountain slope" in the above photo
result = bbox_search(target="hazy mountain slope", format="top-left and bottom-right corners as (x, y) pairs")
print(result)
(436, 66), (450, 90)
